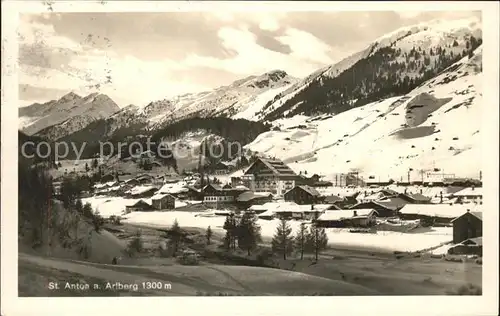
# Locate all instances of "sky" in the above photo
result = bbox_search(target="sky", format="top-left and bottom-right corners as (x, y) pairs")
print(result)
(18, 10), (481, 108)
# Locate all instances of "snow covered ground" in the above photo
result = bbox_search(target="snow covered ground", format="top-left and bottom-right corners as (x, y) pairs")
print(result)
(245, 46), (483, 182)
(118, 209), (452, 253)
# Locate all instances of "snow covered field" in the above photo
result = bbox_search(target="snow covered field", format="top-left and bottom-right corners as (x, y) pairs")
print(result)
(115, 209), (452, 253)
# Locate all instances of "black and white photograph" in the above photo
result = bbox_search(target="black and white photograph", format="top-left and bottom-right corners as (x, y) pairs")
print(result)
(1, 1), (499, 315)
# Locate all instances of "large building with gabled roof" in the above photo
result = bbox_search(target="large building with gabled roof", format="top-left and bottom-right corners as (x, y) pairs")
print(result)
(242, 157), (298, 196)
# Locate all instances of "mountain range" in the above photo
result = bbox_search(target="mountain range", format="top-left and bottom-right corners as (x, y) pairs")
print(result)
(18, 17), (484, 179)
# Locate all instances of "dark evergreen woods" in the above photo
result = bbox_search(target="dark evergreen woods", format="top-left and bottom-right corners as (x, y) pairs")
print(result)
(263, 36), (482, 120)
(222, 213), (262, 256)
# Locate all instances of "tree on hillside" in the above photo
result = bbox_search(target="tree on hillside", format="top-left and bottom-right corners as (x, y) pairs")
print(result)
(75, 199), (83, 214)
(294, 222), (308, 260)
(223, 214), (238, 251)
(271, 218), (294, 260)
(60, 177), (81, 209)
(18, 161), (53, 247)
(85, 163), (90, 172)
(206, 226), (213, 245)
(169, 219), (182, 257)
(237, 212), (262, 256)
(92, 158), (98, 169)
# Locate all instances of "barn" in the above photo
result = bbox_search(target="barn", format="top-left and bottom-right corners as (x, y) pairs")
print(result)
(315, 209), (378, 228)
(450, 210), (483, 244)
(284, 185), (321, 205)
(151, 193), (176, 210)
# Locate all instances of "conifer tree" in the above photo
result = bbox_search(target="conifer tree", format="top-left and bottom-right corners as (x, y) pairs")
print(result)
(237, 212), (261, 256)
(294, 222), (308, 260)
(170, 219), (182, 256)
(271, 218), (294, 260)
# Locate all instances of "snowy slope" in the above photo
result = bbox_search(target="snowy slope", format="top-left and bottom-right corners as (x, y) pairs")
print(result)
(20, 92), (120, 138)
(261, 16), (482, 121)
(142, 70), (298, 129)
(245, 45), (483, 181)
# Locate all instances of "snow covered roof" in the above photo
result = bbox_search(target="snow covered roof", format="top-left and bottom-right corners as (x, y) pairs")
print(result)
(461, 237), (482, 246)
(285, 185), (321, 197)
(257, 209), (275, 218)
(451, 210), (483, 222)
(159, 182), (189, 194)
(317, 209), (377, 221)
(236, 191), (272, 202)
(453, 187), (483, 197)
(399, 204), (481, 218)
(151, 193), (174, 201)
(126, 185), (157, 196)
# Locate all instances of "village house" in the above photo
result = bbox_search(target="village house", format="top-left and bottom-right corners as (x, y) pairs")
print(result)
(151, 193), (176, 210)
(242, 157), (298, 197)
(450, 210), (483, 244)
(276, 204), (338, 221)
(398, 204), (479, 227)
(211, 161), (231, 175)
(125, 199), (154, 213)
(452, 187), (483, 204)
(284, 185), (321, 205)
(315, 209), (378, 228)
(323, 194), (345, 206)
(235, 191), (273, 209)
(350, 201), (398, 217)
(202, 184), (247, 208)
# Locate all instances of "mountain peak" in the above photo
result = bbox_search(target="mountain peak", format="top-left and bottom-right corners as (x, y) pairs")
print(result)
(59, 92), (81, 103)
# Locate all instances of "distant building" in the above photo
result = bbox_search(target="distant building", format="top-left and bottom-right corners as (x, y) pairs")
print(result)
(451, 210), (482, 244)
(242, 157), (298, 196)
(452, 187), (483, 204)
(211, 161), (231, 175)
(350, 201), (397, 217)
(284, 185), (321, 205)
(315, 209), (378, 228)
(202, 183), (246, 208)
(236, 191), (273, 209)
(398, 204), (480, 227)
(125, 200), (154, 213)
(151, 193), (176, 210)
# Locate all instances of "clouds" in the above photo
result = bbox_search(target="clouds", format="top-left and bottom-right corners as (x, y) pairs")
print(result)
(18, 10), (481, 108)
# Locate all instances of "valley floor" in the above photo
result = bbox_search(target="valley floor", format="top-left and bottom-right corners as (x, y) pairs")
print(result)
(19, 222), (482, 297)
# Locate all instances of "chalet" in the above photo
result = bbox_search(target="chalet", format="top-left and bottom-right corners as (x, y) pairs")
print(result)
(376, 196), (412, 212)
(211, 161), (231, 175)
(185, 186), (203, 200)
(242, 157), (298, 196)
(236, 191), (273, 209)
(450, 210), (482, 244)
(151, 193), (176, 210)
(202, 184), (246, 207)
(399, 204), (480, 227)
(125, 199), (154, 213)
(316, 209), (378, 228)
(452, 187), (483, 204)
(350, 201), (397, 217)
(323, 194), (345, 205)
(284, 185), (321, 205)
